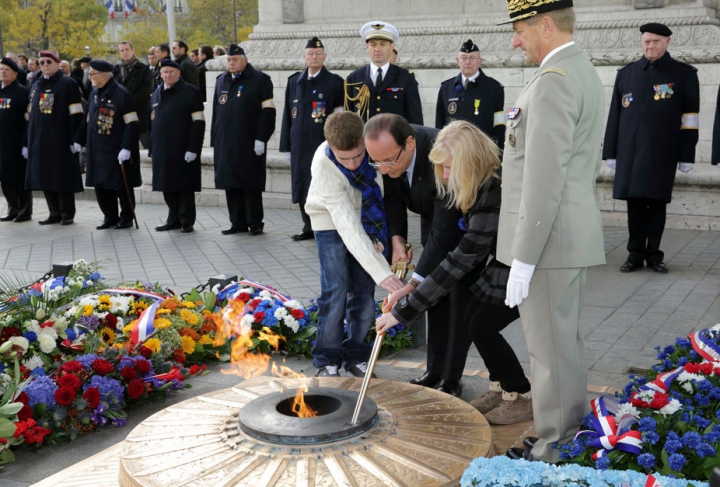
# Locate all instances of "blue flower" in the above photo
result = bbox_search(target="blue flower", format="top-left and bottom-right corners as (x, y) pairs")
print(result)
(87, 272), (102, 282)
(664, 431), (683, 455)
(84, 375), (124, 405)
(638, 417), (656, 432)
(696, 442), (715, 458)
(692, 415), (711, 429)
(23, 331), (38, 342)
(694, 392), (711, 406)
(65, 327), (77, 341)
(644, 431), (660, 445)
(595, 456), (611, 470)
(689, 350), (698, 360)
(675, 337), (691, 348)
(637, 453), (656, 469)
(75, 354), (100, 369)
(698, 379), (713, 391)
(667, 453), (686, 471)
(569, 441), (586, 457)
(682, 431), (702, 449)
(25, 375), (58, 409)
(387, 327), (397, 337)
(0, 364), (4, 374)
(31, 367), (46, 376)
(677, 356), (689, 366)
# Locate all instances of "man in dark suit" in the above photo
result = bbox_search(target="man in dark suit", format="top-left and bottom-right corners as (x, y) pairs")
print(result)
(365, 113), (475, 397)
(172, 39), (199, 87)
(345, 21), (423, 125)
(114, 41), (153, 148)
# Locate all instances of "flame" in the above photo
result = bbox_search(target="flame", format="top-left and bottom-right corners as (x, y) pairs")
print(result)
(271, 363), (318, 418)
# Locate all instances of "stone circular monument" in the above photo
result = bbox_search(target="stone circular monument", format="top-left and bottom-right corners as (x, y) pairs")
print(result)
(118, 376), (492, 486)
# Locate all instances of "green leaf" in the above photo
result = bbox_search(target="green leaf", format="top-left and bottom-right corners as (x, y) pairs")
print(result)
(0, 448), (15, 466)
(33, 402), (46, 418)
(0, 403), (23, 416)
(203, 291), (217, 311)
(186, 288), (202, 303)
(0, 418), (16, 438)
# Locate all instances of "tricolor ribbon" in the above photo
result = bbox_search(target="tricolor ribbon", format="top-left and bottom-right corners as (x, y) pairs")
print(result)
(236, 280), (289, 302)
(131, 301), (160, 345)
(103, 288), (167, 303)
(576, 397), (642, 460)
(646, 474), (662, 487)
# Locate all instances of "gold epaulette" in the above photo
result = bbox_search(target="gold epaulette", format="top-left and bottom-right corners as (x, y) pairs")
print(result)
(344, 79), (371, 120)
(540, 67), (565, 76)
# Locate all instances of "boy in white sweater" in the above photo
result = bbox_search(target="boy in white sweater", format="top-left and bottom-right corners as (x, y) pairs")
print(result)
(305, 111), (404, 377)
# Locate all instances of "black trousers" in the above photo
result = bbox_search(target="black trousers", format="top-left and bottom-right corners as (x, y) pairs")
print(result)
(299, 201), (312, 233)
(626, 198), (666, 265)
(95, 187), (135, 223)
(1, 181), (32, 219)
(426, 266), (483, 383)
(465, 294), (529, 394)
(225, 189), (263, 230)
(43, 191), (75, 220)
(163, 191), (195, 228)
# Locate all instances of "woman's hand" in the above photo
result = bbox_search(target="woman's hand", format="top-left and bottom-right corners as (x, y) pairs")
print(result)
(382, 283), (413, 313)
(375, 312), (400, 335)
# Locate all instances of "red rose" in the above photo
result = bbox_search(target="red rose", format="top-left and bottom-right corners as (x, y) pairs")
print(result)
(54, 386), (77, 406)
(699, 362), (713, 375)
(17, 405), (33, 421)
(290, 309), (305, 319)
(238, 292), (251, 302)
(684, 362), (700, 374)
(40, 321), (55, 328)
(60, 361), (84, 373)
(133, 359), (151, 375)
(91, 359), (114, 376)
(16, 391), (29, 405)
(103, 314), (118, 329)
(83, 387), (100, 409)
(138, 346), (153, 359)
(253, 311), (265, 322)
(57, 374), (83, 390)
(121, 366), (137, 381)
(127, 379), (146, 400)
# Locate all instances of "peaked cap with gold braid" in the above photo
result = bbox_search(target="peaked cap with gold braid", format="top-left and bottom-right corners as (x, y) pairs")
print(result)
(500, 0), (573, 24)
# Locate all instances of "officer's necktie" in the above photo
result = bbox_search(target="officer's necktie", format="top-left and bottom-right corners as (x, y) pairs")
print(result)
(399, 172), (411, 193)
(376, 67), (383, 88)
(463, 78), (468, 90)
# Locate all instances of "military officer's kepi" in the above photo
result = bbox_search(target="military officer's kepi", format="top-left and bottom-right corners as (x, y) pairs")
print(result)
(306, 37), (324, 49)
(360, 21), (399, 43)
(159, 59), (181, 70)
(500, 0), (573, 24)
(640, 23), (673, 37)
(227, 44), (245, 56)
(0, 57), (19, 73)
(459, 39), (479, 53)
(89, 60), (113, 72)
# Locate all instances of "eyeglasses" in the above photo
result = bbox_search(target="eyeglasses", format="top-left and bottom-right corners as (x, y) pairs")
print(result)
(305, 50), (324, 57)
(370, 142), (405, 168)
(87, 71), (98, 77)
(38, 60), (55, 65)
(458, 55), (481, 62)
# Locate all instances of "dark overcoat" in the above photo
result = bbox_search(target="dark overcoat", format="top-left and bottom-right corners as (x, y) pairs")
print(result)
(84, 78), (141, 189)
(176, 54), (199, 87)
(0, 80), (29, 185)
(113, 61), (152, 134)
(603, 52), (699, 203)
(279, 67), (344, 204)
(435, 69), (506, 149)
(210, 64), (276, 191)
(147, 79), (205, 192)
(345, 64), (423, 125)
(25, 70), (84, 193)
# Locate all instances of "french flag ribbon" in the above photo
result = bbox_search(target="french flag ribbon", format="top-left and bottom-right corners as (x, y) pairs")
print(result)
(237, 280), (289, 302)
(689, 329), (720, 363)
(576, 396), (642, 461)
(638, 367), (684, 394)
(103, 288), (166, 303)
(646, 474), (662, 487)
(131, 301), (160, 345)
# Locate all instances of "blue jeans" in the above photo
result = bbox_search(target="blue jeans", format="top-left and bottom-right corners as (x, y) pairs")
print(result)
(312, 230), (376, 369)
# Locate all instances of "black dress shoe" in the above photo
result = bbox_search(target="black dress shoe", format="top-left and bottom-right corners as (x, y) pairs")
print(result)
(222, 227), (248, 235)
(60, 219), (74, 225)
(523, 436), (539, 451)
(436, 380), (462, 397)
(249, 225), (264, 236)
(506, 447), (539, 461)
(181, 226), (194, 233)
(648, 261), (668, 273)
(0, 215), (17, 222)
(291, 231), (314, 241)
(38, 217), (61, 225)
(408, 372), (441, 388)
(113, 220), (133, 229)
(96, 220), (118, 230)
(620, 260), (640, 273)
(13, 215), (31, 223)
(155, 223), (181, 232)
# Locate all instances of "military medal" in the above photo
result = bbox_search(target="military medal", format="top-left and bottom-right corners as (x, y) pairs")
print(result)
(0, 98), (9, 109)
(318, 93), (323, 99)
(653, 83), (674, 100)
(237, 86), (243, 97)
(292, 107), (297, 118)
(39, 93), (54, 114)
(508, 132), (516, 148)
(150, 109), (155, 121)
(96, 106), (114, 135)
(622, 93), (633, 108)
(311, 101), (326, 123)
(508, 107), (521, 120)
(474, 99), (480, 116)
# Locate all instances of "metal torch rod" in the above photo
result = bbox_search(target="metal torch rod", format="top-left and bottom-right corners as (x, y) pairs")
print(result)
(351, 332), (384, 424)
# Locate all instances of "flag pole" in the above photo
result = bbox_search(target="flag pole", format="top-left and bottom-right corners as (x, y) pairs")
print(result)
(167, 0), (176, 48)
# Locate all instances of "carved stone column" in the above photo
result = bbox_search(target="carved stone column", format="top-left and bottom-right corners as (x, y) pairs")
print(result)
(282, 0), (304, 23)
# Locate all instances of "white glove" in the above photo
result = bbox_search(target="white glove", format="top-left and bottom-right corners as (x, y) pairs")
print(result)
(254, 140), (265, 156)
(678, 163), (693, 173)
(505, 258), (536, 309)
(283, 152), (291, 162)
(184, 151), (197, 163)
(118, 148), (131, 164)
(606, 159), (616, 170)
(21, 147), (28, 159)
(70, 143), (79, 154)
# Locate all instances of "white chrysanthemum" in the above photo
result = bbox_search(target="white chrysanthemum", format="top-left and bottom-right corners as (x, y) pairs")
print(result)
(660, 398), (682, 416)
(258, 290), (274, 300)
(636, 389), (657, 403)
(8, 336), (29, 351)
(92, 311), (108, 319)
(285, 316), (299, 333)
(109, 295), (131, 314)
(615, 402), (641, 420)
(39, 327), (58, 341)
(78, 296), (99, 307)
(239, 314), (254, 336)
(283, 300), (302, 309)
(677, 371), (703, 384)
(274, 307), (288, 319)
(23, 355), (44, 371)
(37, 334), (56, 354)
(116, 317), (125, 328)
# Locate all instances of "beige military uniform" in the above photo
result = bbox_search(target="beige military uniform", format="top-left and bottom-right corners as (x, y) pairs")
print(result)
(497, 43), (605, 462)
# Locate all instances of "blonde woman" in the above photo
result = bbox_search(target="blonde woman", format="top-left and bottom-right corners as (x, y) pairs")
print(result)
(376, 120), (532, 425)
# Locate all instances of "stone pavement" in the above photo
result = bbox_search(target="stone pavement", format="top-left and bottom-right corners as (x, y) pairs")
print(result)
(0, 198), (719, 485)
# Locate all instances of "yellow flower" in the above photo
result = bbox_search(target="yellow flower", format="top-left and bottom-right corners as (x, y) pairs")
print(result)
(156, 309), (172, 315)
(181, 301), (196, 309)
(199, 335), (213, 345)
(180, 309), (200, 326)
(154, 318), (172, 330)
(132, 302), (149, 315)
(83, 305), (94, 316)
(181, 335), (196, 354)
(99, 327), (116, 345)
(122, 321), (137, 335)
(144, 338), (162, 353)
(98, 295), (111, 310)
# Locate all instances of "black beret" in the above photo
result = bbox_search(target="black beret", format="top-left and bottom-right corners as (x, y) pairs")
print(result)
(159, 59), (181, 70)
(460, 39), (479, 53)
(305, 37), (324, 49)
(89, 60), (113, 72)
(79, 56), (92, 63)
(0, 57), (20, 73)
(227, 44), (245, 56)
(640, 23), (672, 37)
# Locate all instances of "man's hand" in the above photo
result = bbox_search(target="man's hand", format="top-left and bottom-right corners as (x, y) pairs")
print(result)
(505, 258), (536, 308)
(678, 163), (693, 173)
(254, 140), (265, 156)
(21, 147), (28, 159)
(184, 151), (197, 163)
(391, 236), (413, 264)
(606, 159), (616, 170)
(382, 283), (413, 313)
(118, 148), (131, 164)
(379, 275), (404, 293)
(375, 312), (400, 335)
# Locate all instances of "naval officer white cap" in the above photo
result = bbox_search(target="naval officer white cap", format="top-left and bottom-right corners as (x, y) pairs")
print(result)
(360, 21), (399, 43)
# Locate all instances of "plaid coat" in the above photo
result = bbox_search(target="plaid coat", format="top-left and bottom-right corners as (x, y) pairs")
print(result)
(392, 174), (508, 324)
